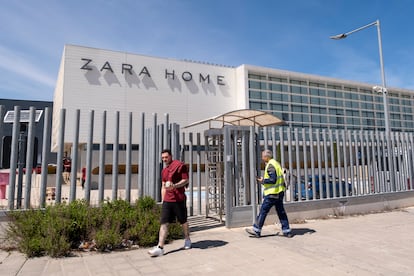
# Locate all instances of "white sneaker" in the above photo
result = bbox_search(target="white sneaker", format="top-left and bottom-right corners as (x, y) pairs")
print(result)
(148, 246), (164, 257)
(184, 238), (191, 249)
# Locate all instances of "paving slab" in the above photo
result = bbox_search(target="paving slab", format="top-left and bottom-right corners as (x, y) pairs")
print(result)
(1, 208), (414, 275)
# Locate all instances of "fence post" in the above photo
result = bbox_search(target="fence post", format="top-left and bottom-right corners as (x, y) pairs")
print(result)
(85, 110), (94, 204)
(23, 107), (36, 209)
(40, 107), (51, 208)
(8, 106), (20, 210)
(112, 111), (120, 200)
(98, 111), (106, 204)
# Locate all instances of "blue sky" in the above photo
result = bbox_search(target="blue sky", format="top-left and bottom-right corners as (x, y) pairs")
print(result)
(1, 0), (413, 101)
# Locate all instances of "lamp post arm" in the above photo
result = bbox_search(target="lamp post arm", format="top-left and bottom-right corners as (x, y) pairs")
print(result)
(375, 19), (390, 135)
(330, 21), (378, 39)
(376, 20), (386, 90)
(330, 19), (390, 135)
(343, 21), (378, 37)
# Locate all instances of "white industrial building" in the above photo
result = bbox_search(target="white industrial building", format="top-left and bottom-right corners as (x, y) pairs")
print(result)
(52, 44), (414, 149)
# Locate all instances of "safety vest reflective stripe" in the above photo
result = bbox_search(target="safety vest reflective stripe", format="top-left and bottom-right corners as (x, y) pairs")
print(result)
(263, 182), (284, 191)
(263, 159), (285, 196)
(263, 175), (284, 189)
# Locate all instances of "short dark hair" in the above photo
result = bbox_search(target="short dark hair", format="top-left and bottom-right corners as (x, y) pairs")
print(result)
(161, 149), (172, 156)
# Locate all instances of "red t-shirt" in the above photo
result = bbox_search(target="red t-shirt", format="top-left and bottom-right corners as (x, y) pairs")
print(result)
(162, 160), (188, 202)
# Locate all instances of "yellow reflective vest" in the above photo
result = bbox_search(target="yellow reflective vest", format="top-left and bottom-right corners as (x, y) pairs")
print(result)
(263, 159), (285, 196)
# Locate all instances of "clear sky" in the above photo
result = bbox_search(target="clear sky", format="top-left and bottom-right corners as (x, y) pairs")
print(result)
(1, 0), (413, 101)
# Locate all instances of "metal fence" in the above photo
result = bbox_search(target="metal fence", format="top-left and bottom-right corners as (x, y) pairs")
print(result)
(0, 106), (208, 215)
(214, 125), (414, 227)
(1, 106), (414, 227)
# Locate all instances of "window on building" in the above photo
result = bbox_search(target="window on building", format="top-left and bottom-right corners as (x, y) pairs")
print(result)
(269, 76), (288, 83)
(292, 113), (304, 122)
(270, 92), (282, 101)
(290, 79), (307, 86)
(310, 88), (326, 97)
(311, 106), (327, 115)
(328, 98), (343, 107)
(329, 115), (344, 126)
(248, 74), (266, 80)
(291, 85), (301, 94)
(309, 82), (325, 88)
(270, 103), (288, 111)
(249, 101), (267, 110)
(248, 80), (266, 90)
(344, 86), (358, 92)
(320, 115), (328, 124)
(292, 94), (308, 104)
(249, 90), (268, 100)
(269, 83), (288, 92)
(327, 84), (342, 90)
(390, 104), (400, 112)
(360, 102), (374, 110)
(292, 104), (309, 113)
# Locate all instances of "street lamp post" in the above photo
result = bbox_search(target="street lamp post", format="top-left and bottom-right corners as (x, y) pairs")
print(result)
(330, 20), (390, 136)
(331, 20), (395, 192)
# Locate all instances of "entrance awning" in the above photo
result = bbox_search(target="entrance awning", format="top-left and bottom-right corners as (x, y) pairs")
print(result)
(184, 109), (286, 129)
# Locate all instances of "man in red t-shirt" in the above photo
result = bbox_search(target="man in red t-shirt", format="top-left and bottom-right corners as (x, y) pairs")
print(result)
(148, 149), (191, 257)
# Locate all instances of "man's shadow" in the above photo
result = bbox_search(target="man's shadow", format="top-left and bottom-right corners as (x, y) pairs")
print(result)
(249, 228), (316, 238)
(164, 240), (228, 255)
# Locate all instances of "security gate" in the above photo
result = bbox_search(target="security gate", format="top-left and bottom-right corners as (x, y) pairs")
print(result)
(204, 126), (259, 225)
(205, 129), (224, 220)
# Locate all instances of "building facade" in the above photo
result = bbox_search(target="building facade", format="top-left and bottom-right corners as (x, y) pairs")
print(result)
(0, 99), (54, 169)
(50, 44), (414, 146)
(245, 65), (414, 132)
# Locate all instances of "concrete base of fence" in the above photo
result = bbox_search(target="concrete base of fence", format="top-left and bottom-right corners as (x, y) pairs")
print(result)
(226, 190), (414, 228)
(286, 190), (414, 222)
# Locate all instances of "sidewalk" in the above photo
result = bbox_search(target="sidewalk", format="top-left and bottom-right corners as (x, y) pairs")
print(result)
(1, 207), (414, 275)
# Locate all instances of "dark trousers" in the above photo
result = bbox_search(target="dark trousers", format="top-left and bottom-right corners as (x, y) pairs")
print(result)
(254, 191), (291, 234)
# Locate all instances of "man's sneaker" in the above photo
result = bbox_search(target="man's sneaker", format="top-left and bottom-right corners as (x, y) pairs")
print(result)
(283, 232), (294, 238)
(184, 238), (191, 249)
(245, 228), (261, 238)
(148, 246), (164, 257)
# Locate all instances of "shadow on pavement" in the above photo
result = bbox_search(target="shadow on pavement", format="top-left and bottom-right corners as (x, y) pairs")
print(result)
(165, 240), (228, 255)
(247, 227), (316, 238)
(291, 228), (316, 236)
(191, 240), (228, 249)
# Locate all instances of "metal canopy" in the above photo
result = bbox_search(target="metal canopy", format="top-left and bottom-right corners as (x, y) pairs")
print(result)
(184, 109), (286, 129)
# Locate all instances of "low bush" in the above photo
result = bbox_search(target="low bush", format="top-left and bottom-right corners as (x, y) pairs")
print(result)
(3, 197), (183, 257)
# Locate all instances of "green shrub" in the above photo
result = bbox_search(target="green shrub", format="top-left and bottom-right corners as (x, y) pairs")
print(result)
(136, 196), (157, 211)
(94, 228), (122, 251)
(4, 197), (185, 257)
(7, 207), (72, 257)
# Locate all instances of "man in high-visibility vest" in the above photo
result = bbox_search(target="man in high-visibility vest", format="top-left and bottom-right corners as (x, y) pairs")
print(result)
(246, 149), (293, 238)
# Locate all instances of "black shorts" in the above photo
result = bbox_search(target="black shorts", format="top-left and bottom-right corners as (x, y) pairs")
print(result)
(160, 201), (188, 224)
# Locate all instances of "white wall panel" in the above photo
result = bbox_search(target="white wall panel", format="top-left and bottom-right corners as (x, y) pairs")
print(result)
(54, 45), (240, 144)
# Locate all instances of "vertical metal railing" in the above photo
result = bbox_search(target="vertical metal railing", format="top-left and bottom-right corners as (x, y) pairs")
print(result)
(2, 105), (414, 220)
(7, 106), (20, 210)
(39, 107), (51, 207)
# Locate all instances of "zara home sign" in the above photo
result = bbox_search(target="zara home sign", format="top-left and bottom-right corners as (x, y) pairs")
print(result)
(80, 58), (226, 86)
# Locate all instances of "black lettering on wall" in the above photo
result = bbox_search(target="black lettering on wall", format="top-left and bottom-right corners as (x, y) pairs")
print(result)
(122, 64), (133, 75)
(182, 71), (192, 81)
(165, 69), (175, 80)
(199, 74), (210, 84)
(100, 61), (114, 73)
(139, 66), (151, 77)
(80, 58), (93, 70)
(80, 58), (227, 87)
